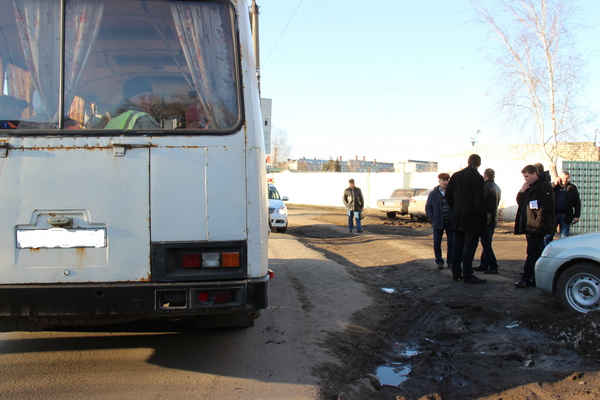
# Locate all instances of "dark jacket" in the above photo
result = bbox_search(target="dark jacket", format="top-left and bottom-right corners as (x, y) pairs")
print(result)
(343, 186), (364, 211)
(552, 183), (581, 224)
(446, 166), (486, 236)
(425, 185), (451, 230)
(484, 179), (501, 227)
(514, 178), (555, 236)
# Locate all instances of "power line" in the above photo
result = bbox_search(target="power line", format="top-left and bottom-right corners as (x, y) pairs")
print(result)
(262, 0), (305, 68)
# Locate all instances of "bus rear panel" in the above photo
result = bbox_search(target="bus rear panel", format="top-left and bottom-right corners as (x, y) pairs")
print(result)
(0, 0), (269, 331)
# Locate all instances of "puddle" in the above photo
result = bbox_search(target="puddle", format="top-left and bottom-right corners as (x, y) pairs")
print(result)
(376, 364), (411, 386)
(380, 287), (397, 294)
(375, 345), (419, 387)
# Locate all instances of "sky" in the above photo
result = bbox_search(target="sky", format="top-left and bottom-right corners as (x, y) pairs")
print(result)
(256, 0), (600, 164)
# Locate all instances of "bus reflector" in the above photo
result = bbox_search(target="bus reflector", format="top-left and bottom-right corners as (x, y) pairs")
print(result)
(198, 292), (210, 302)
(182, 253), (201, 268)
(213, 292), (232, 303)
(221, 252), (240, 267)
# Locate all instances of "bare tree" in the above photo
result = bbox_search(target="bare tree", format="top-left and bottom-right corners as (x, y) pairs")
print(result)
(271, 127), (292, 170)
(471, 0), (589, 177)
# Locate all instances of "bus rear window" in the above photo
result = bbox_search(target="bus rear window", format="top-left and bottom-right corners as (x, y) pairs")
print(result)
(0, 0), (240, 133)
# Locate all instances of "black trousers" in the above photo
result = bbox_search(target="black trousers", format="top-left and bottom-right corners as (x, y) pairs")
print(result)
(452, 230), (479, 279)
(523, 235), (543, 282)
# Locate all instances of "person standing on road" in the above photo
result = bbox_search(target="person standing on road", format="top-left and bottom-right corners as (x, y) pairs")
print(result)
(544, 170), (581, 246)
(445, 154), (487, 284)
(514, 165), (555, 288)
(474, 168), (502, 275)
(343, 179), (364, 233)
(425, 173), (455, 270)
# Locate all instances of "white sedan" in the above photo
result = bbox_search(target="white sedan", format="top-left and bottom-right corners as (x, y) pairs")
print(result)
(535, 232), (600, 313)
(268, 184), (289, 233)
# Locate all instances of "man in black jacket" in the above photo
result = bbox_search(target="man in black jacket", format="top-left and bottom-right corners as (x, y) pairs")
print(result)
(446, 154), (487, 284)
(342, 179), (364, 233)
(544, 170), (581, 246)
(474, 168), (501, 274)
(514, 165), (555, 288)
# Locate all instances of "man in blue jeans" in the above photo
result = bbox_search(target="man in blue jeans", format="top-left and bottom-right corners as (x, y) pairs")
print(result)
(342, 179), (364, 233)
(425, 173), (454, 270)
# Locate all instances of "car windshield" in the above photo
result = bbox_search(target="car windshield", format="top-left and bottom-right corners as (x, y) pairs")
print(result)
(390, 189), (415, 198)
(268, 186), (281, 200)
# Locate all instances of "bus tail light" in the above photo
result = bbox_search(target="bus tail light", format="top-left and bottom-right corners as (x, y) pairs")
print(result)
(221, 252), (240, 267)
(182, 253), (201, 268)
(181, 251), (241, 269)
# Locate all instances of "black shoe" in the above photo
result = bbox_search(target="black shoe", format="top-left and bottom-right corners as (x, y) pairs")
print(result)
(515, 280), (529, 288)
(357, 230), (363, 233)
(484, 269), (498, 275)
(463, 275), (486, 284)
(453, 276), (463, 281)
(436, 263), (444, 270)
(473, 266), (487, 272)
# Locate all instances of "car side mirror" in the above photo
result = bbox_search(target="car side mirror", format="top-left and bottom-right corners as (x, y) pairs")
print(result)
(282, 196), (289, 201)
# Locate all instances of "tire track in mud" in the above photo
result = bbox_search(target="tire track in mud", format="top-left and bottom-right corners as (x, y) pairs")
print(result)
(286, 206), (600, 400)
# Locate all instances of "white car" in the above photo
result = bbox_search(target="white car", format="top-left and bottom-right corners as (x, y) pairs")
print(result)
(535, 232), (600, 313)
(407, 188), (432, 221)
(268, 185), (288, 233)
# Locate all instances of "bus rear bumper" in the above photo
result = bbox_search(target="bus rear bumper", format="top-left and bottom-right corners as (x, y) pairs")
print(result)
(0, 277), (268, 329)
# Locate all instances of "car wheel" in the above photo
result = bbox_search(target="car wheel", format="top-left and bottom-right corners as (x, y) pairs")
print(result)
(557, 263), (600, 313)
(276, 225), (287, 233)
(386, 212), (396, 218)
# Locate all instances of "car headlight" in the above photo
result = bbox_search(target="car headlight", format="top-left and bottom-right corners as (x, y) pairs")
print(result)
(540, 242), (554, 258)
(277, 206), (287, 215)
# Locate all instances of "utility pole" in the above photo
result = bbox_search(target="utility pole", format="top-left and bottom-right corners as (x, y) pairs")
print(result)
(250, 0), (261, 94)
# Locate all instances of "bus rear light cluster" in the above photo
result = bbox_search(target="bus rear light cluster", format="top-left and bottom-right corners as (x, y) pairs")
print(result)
(197, 291), (232, 304)
(182, 252), (240, 269)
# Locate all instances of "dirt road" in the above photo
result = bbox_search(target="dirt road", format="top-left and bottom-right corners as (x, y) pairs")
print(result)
(286, 204), (600, 400)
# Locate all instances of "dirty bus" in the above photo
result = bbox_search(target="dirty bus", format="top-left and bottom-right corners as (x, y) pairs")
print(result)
(0, 0), (269, 331)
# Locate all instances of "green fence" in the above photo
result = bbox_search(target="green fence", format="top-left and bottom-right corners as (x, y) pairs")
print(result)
(563, 161), (600, 234)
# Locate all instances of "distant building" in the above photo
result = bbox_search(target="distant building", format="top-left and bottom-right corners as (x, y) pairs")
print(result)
(289, 156), (394, 172)
(394, 159), (438, 173)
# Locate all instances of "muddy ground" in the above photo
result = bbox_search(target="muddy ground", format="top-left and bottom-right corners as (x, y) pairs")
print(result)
(286, 204), (600, 400)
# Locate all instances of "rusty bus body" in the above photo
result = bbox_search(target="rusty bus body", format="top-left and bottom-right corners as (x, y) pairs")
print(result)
(0, 0), (269, 330)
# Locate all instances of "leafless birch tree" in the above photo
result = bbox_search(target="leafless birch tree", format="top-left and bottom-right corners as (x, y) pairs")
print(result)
(471, 0), (588, 177)
(271, 127), (292, 170)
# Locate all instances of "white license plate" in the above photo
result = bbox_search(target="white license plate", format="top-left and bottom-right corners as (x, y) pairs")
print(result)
(16, 228), (107, 249)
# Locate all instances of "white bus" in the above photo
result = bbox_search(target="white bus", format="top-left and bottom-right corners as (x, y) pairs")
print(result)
(0, 0), (269, 330)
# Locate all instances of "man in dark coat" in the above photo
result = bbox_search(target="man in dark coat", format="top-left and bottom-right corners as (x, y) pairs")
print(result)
(445, 154), (487, 283)
(544, 170), (581, 246)
(474, 168), (502, 274)
(342, 179), (364, 233)
(425, 173), (454, 270)
(514, 165), (555, 288)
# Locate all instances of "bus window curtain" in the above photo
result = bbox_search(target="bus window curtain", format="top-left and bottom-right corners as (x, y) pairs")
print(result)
(12, 0), (103, 125)
(171, 3), (238, 129)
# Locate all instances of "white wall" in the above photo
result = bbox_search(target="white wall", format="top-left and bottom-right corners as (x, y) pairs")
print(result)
(269, 161), (539, 221)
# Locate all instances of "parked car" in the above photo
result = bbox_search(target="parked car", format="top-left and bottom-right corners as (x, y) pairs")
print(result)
(268, 184), (289, 233)
(407, 188), (433, 221)
(377, 188), (428, 218)
(535, 232), (600, 313)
